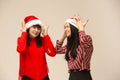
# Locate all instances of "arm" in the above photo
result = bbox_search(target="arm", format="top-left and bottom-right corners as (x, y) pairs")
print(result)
(74, 16), (93, 48)
(43, 35), (56, 57)
(17, 32), (27, 53)
(42, 25), (56, 57)
(55, 31), (67, 54)
(16, 21), (27, 53)
(55, 40), (67, 54)
(79, 31), (93, 48)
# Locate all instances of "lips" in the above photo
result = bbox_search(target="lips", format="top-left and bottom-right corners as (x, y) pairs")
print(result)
(32, 32), (39, 37)
(66, 31), (69, 34)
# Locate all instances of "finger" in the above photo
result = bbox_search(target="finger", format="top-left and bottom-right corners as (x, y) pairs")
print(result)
(41, 29), (45, 35)
(74, 16), (81, 22)
(20, 29), (22, 32)
(73, 14), (77, 17)
(21, 21), (25, 28)
(43, 24), (49, 28)
(83, 19), (89, 26)
(85, 19), (89, 24)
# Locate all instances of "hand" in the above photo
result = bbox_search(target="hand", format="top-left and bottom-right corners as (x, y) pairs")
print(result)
(83, 19), (89, 27)
(74, 16), (89, 30)
(62, 30), (67, 39)
(59, 30), (67, 43)
(42, 24), (49, 36)
(21, 21), (26, 32)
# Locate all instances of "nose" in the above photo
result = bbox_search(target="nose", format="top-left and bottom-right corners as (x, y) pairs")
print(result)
(35, 27), (38, 31)
(64, 28), (68, 32)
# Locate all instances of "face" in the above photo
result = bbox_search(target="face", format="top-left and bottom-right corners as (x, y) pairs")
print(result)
(64, 23), (71, 37)
(29, 25), (41, 38)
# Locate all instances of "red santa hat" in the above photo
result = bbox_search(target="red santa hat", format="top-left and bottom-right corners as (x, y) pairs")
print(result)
(65, 18), (78, 29)
(24, 15), (43, 29)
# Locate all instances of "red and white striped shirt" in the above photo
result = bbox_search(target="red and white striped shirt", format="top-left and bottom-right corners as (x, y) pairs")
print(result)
(55, 31), (93, 72)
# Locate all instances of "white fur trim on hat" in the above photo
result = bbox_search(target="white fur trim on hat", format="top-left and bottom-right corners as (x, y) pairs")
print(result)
(25, 19), (43, 29)
(65, 18), (78, 28)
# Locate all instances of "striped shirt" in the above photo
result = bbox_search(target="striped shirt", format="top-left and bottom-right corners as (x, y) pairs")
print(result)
(55, 31), (93, 72)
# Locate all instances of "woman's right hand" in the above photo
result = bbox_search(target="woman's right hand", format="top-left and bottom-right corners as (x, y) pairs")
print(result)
(21, 21), (26, 32)
(63, 30), (67, 39)
(59, 30), (67, 43)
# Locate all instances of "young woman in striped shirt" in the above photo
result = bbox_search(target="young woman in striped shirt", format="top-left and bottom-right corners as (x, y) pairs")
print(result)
(55, 16), (93, 80)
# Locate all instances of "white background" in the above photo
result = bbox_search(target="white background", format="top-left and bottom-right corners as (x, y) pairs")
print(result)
(0, 0), (120, 80)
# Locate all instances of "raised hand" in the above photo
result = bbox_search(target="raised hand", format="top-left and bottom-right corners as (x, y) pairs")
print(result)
(21, 21), (26, 32)
(42, 24), (49, 36)
(58, 30), (67, 43)
(74, 16), (89, 31)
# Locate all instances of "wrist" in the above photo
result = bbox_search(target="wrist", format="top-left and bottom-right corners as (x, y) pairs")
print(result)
(78, 27), (84, 31)
(43, 31), (48, 36)
(63, 33), (66, 40)
(21, 29), (26, 32)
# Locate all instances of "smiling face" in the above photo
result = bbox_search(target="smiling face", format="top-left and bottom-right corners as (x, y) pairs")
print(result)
(29, 25), (41, 38)
(64, 23), (71, 37)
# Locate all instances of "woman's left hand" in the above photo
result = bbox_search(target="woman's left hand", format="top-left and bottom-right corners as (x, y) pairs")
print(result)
(74, 16), (89, 31)
(42, 24), (49, 36)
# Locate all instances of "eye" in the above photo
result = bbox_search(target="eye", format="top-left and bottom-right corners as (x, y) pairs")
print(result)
(32, 25), (41, 30)
(32, 26), (36, 29)
(64, 25), (68, 29)
(36, 26), (41, 30)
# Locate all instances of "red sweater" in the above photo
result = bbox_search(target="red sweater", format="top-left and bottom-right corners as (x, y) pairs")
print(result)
(17, 32), (56, 80)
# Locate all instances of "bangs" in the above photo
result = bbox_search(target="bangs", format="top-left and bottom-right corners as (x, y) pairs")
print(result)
(32, 24), (41, 28)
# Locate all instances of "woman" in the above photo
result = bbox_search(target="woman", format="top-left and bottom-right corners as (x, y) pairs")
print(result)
(16, 15), (56, 80)
(55, 16), (93, 80)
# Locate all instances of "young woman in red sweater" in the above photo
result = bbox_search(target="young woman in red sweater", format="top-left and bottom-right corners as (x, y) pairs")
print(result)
(55, 16), (93, 80)
(16, 15), (56, 80)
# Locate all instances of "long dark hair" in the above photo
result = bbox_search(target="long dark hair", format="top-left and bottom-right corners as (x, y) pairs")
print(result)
(26, 25), (42, 47)
(65, 24), (80, 61)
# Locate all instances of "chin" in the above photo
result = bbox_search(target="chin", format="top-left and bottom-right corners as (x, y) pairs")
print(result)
(31, 35), (37, 38)
(66, 35), (70, 37)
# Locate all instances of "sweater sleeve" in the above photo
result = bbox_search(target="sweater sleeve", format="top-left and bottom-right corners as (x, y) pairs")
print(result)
(79, 31), (93, 48)
(43, 35), (56, 57)
(16, 32), (28, 54)
(55, 40), (67, 54)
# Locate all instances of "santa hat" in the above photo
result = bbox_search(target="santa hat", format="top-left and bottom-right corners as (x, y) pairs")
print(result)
(65, 18), (78, 29)
(24, 15), (43, 29)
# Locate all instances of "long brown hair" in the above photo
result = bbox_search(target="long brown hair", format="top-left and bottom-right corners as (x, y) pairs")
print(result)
(65, 24), (80, 61)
